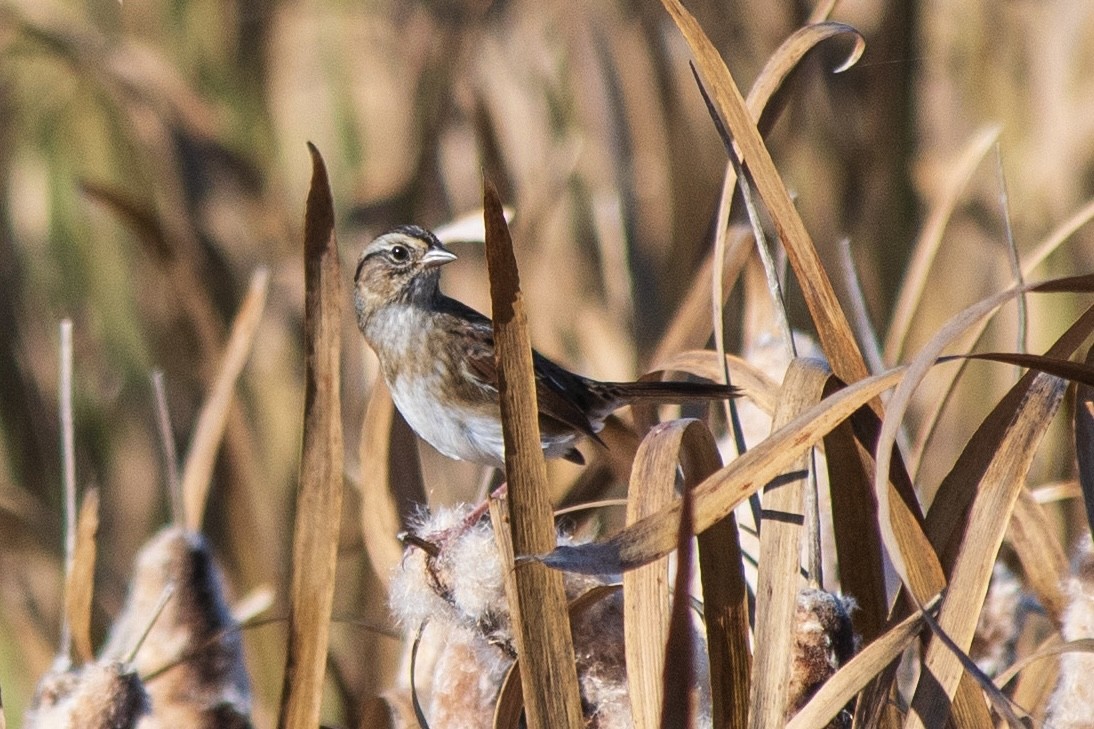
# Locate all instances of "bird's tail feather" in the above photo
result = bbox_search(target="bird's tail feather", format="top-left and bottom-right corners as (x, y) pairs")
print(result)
(599, 380), (739, 404)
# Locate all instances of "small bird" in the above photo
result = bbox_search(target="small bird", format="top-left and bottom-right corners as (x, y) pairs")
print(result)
(353, 225), (737, 469)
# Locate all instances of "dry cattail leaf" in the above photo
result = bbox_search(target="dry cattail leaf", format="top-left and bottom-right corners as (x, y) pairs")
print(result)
(482, 175), (583, 729)
(540, 365), (910, 575)
(179, 267), (269, 532)
(65, 488), (99, 665)
(653, 21), (864, 371)
(750, 359), (830, 729)
(909, 362), (1074, 725)
(1007, 489), (1068, 625)
(277, 144), (344, 729)
(877, 278), (1094, 610)
(658, 5), (951, 674)
(926, 312), (1094, 570)
(99, 527), (252, 727)
(659, 0), (868, 385)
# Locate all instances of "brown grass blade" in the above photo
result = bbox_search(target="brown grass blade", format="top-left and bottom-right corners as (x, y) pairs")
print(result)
(65, 488), (99, 665)
(660, 482), (697, 729)
(915, 608), (1029, 728)
(900, 307), (1094, 729)
(357, 379), (427, 590)
(785, 595), (940, 729)
(1075, 345), (1094, 537)
(883, 126), (1001, 363)
(750, 359), (830, 729)
(658, 0), (868, 385)
(180, 267), (270, 532)
(908, 367), (1069, 726)
(482, 175), (583, 729)
(541, 365), (910, 574)
(624, 422), (680, 729)
(277, 143), (344, 729)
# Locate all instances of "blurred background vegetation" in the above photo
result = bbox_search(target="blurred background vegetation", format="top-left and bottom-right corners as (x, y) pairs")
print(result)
(2, 0), (1094, 725)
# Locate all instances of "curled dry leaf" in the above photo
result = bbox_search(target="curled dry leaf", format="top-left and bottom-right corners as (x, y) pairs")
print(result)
(623, 421), (678, 729)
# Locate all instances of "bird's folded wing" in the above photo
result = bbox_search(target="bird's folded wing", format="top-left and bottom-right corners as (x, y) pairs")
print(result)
(463, 348), (603, 443)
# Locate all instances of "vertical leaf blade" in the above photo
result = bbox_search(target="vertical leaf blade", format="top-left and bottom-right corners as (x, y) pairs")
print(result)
(277, 143), (344, 729)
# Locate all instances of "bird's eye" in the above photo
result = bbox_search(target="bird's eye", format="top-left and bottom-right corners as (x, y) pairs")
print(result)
(389, 245), (410, 263)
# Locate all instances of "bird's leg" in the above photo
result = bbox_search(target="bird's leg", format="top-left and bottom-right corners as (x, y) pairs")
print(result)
(461, 482), (508, 529)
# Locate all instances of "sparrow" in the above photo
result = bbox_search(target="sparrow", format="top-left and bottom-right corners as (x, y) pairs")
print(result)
(353, 225), (738, 469)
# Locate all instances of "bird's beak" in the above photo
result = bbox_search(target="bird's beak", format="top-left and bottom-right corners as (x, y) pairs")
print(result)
(421, 247), (457, 269)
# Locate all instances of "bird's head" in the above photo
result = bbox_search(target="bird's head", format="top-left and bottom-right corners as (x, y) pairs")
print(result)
(353, 225), (457, 323)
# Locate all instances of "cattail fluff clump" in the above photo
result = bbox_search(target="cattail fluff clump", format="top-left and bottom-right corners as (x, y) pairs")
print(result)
(388, 504), (712, 729)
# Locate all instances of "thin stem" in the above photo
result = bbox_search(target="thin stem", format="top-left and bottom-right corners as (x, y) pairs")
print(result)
(59, 319), (76, 664)
(151, 371), (183, 527)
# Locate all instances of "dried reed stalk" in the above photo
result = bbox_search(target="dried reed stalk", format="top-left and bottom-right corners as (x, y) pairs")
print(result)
(482, 175), (584, 729)
(749, 359), (829, 728)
